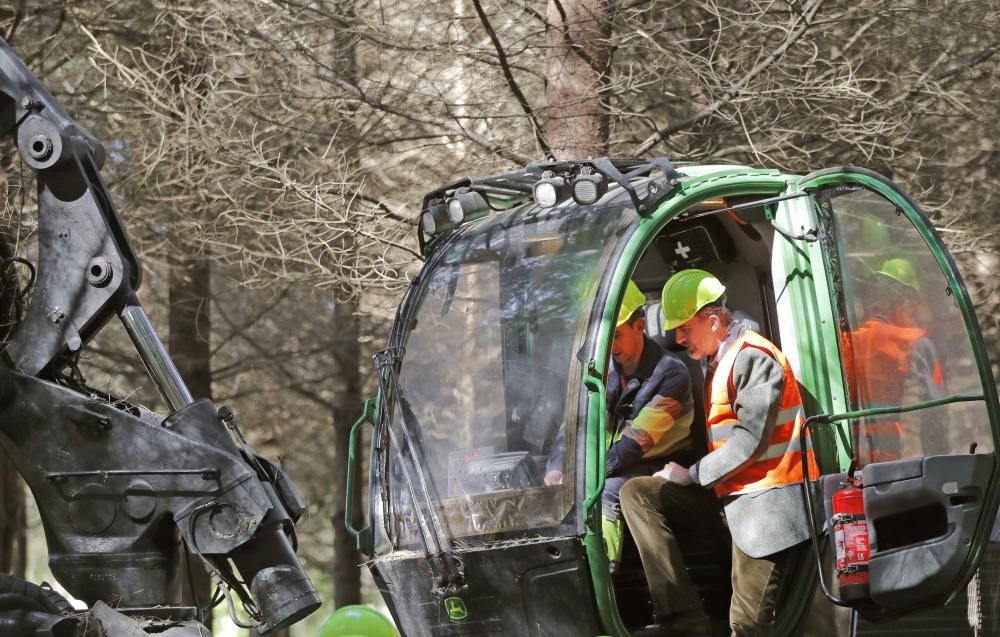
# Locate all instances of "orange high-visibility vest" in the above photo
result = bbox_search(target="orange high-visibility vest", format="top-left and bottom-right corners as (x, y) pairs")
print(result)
(846, 320), (944, 462)
(706, 330), (816, 498)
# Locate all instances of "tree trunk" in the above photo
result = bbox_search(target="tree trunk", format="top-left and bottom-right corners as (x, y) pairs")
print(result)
(168, 257), (214, 617)
(0, 170), (26, 580)
(169, 258), (213, 401)
(332, 299), (363, 608)
(0, 454), (26, 578)
(545, 0), (612, 158)
(329, 0), (365, 609)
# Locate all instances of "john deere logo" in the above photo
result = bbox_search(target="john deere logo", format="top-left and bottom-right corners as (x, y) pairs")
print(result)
(444, 597), (468, 621)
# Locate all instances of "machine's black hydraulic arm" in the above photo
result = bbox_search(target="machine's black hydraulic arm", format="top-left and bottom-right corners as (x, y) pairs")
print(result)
(0, 37), (320, 636)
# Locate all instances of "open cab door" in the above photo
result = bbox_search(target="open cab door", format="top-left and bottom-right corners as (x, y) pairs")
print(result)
(795, 167), (1000, 619)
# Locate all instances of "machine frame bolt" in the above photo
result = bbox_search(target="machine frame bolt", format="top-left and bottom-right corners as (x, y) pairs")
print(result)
(28, 134), (53, 161)
(87, 257), (113, 287)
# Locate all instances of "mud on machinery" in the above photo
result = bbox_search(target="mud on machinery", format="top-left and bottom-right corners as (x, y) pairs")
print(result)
(0, 38), (320, 636)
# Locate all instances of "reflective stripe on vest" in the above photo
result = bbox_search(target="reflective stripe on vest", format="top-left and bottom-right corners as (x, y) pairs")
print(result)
(706, 331), (818, 498)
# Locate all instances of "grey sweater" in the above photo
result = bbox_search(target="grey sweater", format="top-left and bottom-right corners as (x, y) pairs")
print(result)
(689, 342), (812, 558)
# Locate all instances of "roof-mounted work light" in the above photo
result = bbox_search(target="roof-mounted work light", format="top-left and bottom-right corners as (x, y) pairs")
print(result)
(421, 199), (451, 237)
(447, 188), (489, 224)
(571, 168), (606, 205)
(532, 171), (569, 208)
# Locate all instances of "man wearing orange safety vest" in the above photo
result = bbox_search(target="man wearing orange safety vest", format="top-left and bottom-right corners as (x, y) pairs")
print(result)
(621, 269), (816, 637)
(849, 257), (944, 462)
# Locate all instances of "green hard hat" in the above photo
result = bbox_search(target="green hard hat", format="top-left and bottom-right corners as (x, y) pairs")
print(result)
(319, 606), (398, 637)
(861, 216), (891, 248)
(876, 257), (921, 293)
(660, 269), (725, 330)
(617, 280), (646, 327)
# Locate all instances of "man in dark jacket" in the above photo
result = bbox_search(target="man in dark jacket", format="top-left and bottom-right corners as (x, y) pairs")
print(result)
(545, 280), (695, 566)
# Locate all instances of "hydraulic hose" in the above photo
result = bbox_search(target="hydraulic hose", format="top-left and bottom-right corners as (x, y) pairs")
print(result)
(0, 574), (80, 636)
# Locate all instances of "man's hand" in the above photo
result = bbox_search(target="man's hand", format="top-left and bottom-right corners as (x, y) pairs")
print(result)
(654, 461), (693, 486)
(544, 470), (563, 486)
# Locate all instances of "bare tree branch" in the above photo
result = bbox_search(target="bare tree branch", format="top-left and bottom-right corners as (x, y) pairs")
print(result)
(633, 0), (825, 155)
(471, 0), (550, 156)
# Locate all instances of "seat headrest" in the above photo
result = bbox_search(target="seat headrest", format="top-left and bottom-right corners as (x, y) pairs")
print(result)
(644, 302), (667, 340)
(641, 301), (761, 349)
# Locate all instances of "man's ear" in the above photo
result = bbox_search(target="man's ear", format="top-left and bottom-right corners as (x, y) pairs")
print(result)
(708, 313), (720, 334)
(635, 317), (646, 334)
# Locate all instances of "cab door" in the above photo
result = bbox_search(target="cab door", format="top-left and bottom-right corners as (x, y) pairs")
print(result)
(796, 166), (1000, 618)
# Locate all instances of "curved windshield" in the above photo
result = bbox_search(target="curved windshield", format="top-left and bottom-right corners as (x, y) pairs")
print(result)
(373, 199), (634, 551)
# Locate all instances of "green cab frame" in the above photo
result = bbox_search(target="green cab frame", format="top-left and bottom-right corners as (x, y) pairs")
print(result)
(347, 162), (1000, 636)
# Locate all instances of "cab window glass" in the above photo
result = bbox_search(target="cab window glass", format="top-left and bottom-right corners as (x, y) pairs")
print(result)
(374, 200), (633, 551)
(819, 185), (992, 464)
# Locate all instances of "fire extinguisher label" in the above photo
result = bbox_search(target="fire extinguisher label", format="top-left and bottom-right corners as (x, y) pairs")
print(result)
(836, 521), (869, 570)
(847, 521), (869, 562)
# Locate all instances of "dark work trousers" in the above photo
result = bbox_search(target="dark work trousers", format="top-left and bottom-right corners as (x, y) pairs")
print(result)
(620, 476), (806, 636)
(604, 449), (696, 520)
(604, 457), (667, 520)
(729, 540), (805, 636)
(620, 476), (728, 619)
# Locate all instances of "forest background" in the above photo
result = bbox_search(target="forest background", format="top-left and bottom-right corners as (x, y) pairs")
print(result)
(0, 0), (998, 635)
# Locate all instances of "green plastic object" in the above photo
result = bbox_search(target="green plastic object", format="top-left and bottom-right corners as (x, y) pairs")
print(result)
(319, 606), (399, 637)
(861, 215), (891, 249)
(659, 269), (726, 330)
(877, 257), (921, 293)
(616, 280), (646, 326)
(602, 515), (623, 563)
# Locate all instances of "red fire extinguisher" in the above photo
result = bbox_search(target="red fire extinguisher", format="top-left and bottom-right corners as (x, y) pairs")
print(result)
(832, 469), (870, 601)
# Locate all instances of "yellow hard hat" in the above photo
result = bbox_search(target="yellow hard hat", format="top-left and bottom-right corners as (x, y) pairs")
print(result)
(876, 257), (921, 293)
(617, 280), (646, 327)
(660, 269), (725, 330)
